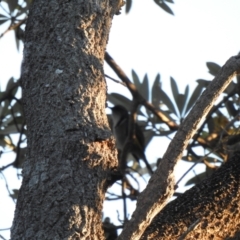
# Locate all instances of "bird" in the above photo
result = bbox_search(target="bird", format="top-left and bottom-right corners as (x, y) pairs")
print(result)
(110, 105), (153, 174)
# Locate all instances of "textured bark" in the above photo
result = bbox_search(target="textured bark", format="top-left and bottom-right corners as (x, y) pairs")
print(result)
(141, 151), (240, 239)
(11, 1), (120, 239)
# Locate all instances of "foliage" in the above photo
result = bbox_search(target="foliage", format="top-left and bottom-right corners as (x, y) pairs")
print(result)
(1, 0), (240, 238)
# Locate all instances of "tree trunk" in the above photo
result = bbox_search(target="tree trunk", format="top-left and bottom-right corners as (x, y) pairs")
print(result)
(11, 1), (120, 239)
(141, 151), (240, 239)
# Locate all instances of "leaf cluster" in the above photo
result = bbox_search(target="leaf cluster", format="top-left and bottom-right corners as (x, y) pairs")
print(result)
(1, 0), (240, 237)
(108, 62), (240, 188)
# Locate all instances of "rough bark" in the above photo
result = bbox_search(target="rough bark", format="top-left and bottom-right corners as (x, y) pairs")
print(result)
(11, 0), (120, 239)
(118, 55), (240, 240)
(141, 151), (240, 239)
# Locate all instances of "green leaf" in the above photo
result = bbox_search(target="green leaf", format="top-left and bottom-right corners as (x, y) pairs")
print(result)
(1, 100), (10, 119)
(1, 115), (13, 127)
(15, 5), (28, 17)
(181, 85), (189, 116)
(10, 189), (19, 200)
(0, 137), (7, 148)
(6, 77), (16, 92)
(2, 115), (24, 129)
(125, 0), (132, 13)
(158, 87), (177, 116)
(142, 129), (155, 148)
(157, 130), (175, 136)
(0, 14), (10, 18)
(170, 77), (179, 104)
(0, 124), (19, 135)
(224, 82), (235, 94)
(226, 101), (238, 117)
(207, 116), (214, 134)
(132, 70), (141, 89)
(0, 18), (9, 25)
(14, 29), (20, 51)
(185, 84), (203, 113)
(107, 93), (131, 110)
(154, 0), (174, 15)
(0, 105), (3, 118)
(3, 0), (18, 13)
(13, 147), (27, 168)
(152, 74), (161, 107)
(139, 74), (149, 101)
(206, 62), (221, 76)
(25, 0), (33, 8)
(11, 101), (23, 115)
(176, 94), (186, 117)
(196, 79), (210, 88)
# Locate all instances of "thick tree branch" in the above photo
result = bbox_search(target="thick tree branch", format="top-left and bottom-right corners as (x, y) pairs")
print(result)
(141, 150), (240, 239)
(118, 55), (240, 239)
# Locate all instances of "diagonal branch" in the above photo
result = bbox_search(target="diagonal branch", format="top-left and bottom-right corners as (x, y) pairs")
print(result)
(104, 52), (178, 130)
(118, 55), (240, 240)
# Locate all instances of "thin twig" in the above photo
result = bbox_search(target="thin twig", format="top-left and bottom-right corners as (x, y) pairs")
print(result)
(0, 227), (10, 231)
(0, 234), (6, 240)
(122, 178), (128, 223)
(0, 18), (27, 39)
(0, 162), (14, 171)
(176, 150), (215, 186)
(104, 74), (126, 86)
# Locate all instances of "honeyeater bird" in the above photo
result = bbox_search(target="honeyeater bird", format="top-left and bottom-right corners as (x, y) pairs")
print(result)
(110, 105), (153, 174)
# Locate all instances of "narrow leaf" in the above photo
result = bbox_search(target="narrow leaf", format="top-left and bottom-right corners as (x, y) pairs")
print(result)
(154, 0), (174, 15)
(206, 62), (221, 76)
(170, 77), (179, 105)
(139, 74), (149, 101)
(0, 19), (9, 25)
(1, 100), (10, 118)
(132, 70), (141, 90)
(185, 84), (203, 113)
(158, 88), (177, 116)
(182, 85), (189, 115)
(224, 82), (235, 94)
(196, 79), (210, 88)
(0, 124), (18, 135)
(152, 74), (161, 107)
(226, 101), (238, 117)
(0, 14), (10, 18)
(176, 94), (186, 117)
(125, 0), (132, 13)
(5, 0), (18, 13)
(107, 93), (131, 110)
(143, 130), (155, 148)
(6, 77), (16, 92)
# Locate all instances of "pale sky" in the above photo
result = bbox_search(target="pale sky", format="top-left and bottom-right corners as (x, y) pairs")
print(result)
(1, 1), (240, 238)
